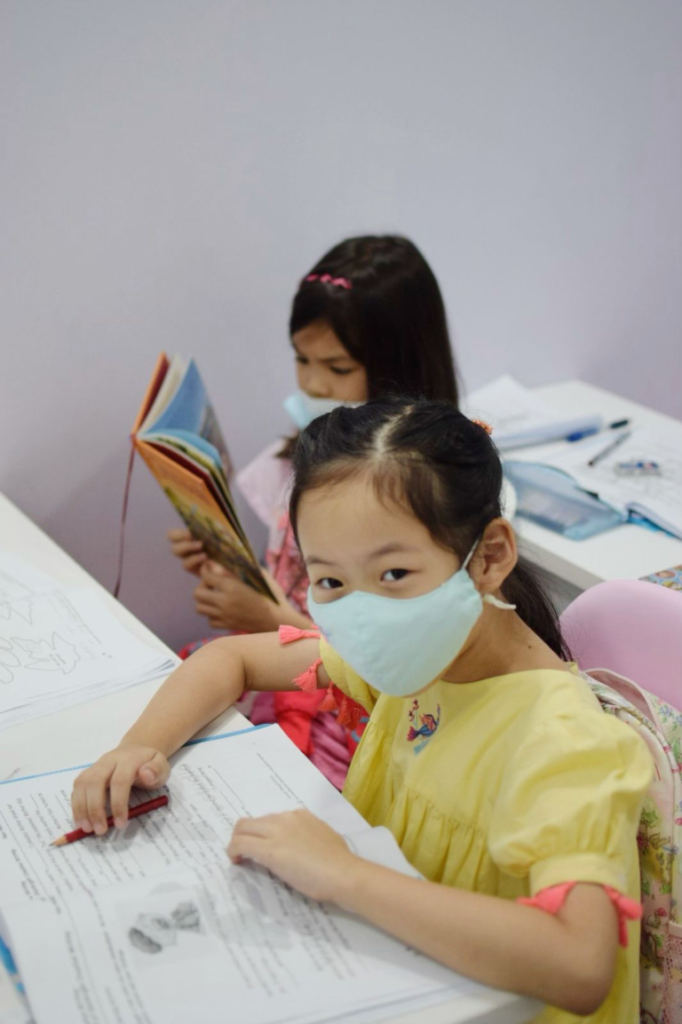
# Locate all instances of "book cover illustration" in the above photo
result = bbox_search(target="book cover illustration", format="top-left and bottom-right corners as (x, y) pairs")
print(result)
(132, 354), (275, 601)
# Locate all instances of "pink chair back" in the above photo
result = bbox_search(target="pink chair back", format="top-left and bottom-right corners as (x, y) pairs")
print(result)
(560, 579), (682, 708)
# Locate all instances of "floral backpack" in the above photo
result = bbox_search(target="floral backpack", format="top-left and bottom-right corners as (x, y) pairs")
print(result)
(585, 668), (682, 1024)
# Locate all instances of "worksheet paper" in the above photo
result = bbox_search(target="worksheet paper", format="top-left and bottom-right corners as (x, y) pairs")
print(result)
(463, 375), (602, 449)
(0, 552), (175, 730)
(0, 726), (476, 1024)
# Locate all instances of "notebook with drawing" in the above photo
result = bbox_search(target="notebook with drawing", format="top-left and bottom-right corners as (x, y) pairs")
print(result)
(0, 726), (505, 1024)
(130, 353), (275, 600)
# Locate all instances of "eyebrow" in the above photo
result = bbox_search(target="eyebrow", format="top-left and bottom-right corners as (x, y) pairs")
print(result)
(367, 544), (421, 560)
(306, 544), (420, 568)
(292, 343), (356, 365)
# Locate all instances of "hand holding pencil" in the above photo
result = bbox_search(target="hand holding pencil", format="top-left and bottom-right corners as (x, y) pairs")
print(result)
(71, 745), (171, 836)
(52, 795), (169, 846)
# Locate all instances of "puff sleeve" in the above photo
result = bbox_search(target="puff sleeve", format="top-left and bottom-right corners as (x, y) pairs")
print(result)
(488, 709), (652, 898)
(319, 638), (380, 717)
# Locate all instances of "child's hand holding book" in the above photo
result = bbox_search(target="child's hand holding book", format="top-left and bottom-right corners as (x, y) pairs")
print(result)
(167, 527), (208, 576)
(193, 564), (310, 633)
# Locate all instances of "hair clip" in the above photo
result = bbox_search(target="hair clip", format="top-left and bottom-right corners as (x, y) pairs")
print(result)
(472, 418), (493, 435)
(304, 273), (352, 290)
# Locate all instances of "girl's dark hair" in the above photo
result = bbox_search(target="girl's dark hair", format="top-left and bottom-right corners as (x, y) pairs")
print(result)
(290, 397), (570, 660)
(290, 235), (459, 404)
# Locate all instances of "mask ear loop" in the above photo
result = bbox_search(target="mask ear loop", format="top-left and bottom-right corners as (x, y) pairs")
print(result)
(463, 537), (517, 611)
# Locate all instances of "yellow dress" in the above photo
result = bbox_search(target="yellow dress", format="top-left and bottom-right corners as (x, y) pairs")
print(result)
(320, 640), (652, 1024)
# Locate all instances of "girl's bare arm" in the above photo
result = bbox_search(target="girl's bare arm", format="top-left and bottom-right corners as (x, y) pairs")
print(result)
(71, 633), (324, 833)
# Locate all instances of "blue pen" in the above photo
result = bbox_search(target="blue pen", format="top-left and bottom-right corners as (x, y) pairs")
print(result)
(567, 418), (631, 443)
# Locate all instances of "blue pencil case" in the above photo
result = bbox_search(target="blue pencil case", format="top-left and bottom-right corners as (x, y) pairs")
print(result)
(504, 461), (627, 540)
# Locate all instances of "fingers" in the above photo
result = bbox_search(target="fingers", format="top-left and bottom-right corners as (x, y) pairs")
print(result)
(169, 538), (204, 557)
(167, 528), (194, 543)
(183, 553), (208, 574)
(108, 751), (170, 826)
(79, 763), (115, 835)
(200, 564), (236, 588)
(109, 762), (141, 828)
(232, 815), (280, 838)
(137, 751), (170, 790)
(227, 833), (269, 865)
(72, 749), (171, 835)
(227, 813), (303, 866)
(72, 758), (114, 832)
(205, 561), (229, 577)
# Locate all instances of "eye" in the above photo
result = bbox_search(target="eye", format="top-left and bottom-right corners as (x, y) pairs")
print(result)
(381, 568), (410, 582)
(295, 355), (308, 365)
(329, 366), (355, 376)
(318, 577), (344, 590)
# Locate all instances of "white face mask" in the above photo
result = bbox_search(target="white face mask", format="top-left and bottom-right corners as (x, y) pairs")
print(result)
(283, 391), (364, 430)
(307, 544), (515, 698)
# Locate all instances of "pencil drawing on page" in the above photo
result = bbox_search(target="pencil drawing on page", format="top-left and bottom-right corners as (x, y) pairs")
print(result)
(0, 633), (80, 683)
(128, 901), (203, 956)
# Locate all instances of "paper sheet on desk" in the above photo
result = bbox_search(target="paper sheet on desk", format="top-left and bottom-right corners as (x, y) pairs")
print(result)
(0, 552), (175, 730)
(0, 726), (479, 1024)
(463, 375), (602, 449)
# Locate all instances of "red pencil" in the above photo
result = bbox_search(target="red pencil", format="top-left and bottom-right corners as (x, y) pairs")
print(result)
(50, 794), (169, 847)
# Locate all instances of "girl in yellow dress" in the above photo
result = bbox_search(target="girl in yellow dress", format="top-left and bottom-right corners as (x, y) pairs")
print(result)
(73, 398), (651, 1023)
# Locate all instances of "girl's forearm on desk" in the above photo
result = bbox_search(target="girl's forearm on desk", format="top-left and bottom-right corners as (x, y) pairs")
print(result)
(119, 631), (325, 757)
(120, 638), (247, 757)
(337, 860), (617, 1016)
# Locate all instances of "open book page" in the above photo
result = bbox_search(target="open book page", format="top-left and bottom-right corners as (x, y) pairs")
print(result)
(140, 358), (232, 479)
(539, 427), (682, 538)
(138, 354), (187, 435)
(0, 726), (473, 1024)
(0, 553), (174, 731)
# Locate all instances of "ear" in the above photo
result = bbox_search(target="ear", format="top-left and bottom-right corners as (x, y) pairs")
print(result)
(467, 518), (517, 595)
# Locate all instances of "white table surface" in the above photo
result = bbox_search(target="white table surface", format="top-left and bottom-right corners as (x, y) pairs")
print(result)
(0, 492), (539, 1023)
(508, 379), (682, 590)
(0, 491), (249, 782)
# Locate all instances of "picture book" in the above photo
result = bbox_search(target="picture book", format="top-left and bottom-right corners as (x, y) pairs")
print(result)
(131, 354), (275, 601)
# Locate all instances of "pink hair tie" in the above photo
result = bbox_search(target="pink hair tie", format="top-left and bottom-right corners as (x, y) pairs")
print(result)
(304, 273), (352, 290)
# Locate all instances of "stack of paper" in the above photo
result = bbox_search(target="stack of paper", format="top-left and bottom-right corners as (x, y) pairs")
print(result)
(0, 552), (175, 731)
(463, 375), (603, 449)
(0, 726), (521, 1024)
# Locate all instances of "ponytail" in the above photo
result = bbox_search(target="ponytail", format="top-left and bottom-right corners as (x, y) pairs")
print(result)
(502, 558), (570, 659)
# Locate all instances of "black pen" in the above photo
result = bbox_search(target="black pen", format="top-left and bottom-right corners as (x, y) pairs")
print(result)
(588, 429), (632, 468)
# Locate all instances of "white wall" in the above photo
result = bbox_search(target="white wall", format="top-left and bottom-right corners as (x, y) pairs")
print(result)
(2, 0), (681, 649)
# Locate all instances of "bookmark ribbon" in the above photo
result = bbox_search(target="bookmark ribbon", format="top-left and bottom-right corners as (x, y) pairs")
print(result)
(113, 439), (137, 599)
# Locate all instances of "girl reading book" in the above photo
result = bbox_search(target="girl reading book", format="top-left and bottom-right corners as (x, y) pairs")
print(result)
(74, 399), (651, 1023)
(168, 235), (459, 787)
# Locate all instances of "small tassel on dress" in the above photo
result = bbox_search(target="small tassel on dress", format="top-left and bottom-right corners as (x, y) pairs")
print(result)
(293, 658), (322, 694)
(279, 624), (321, 645)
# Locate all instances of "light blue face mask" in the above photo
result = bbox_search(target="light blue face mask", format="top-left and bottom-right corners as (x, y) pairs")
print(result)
(283, 391), (364, 430)
(307, 545), (515, 698)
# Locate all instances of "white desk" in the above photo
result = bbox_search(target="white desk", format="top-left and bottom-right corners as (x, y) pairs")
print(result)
(0, 492), (249, 782)
(0, 493), (538, 1024)
(512, 380), (682, 592)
